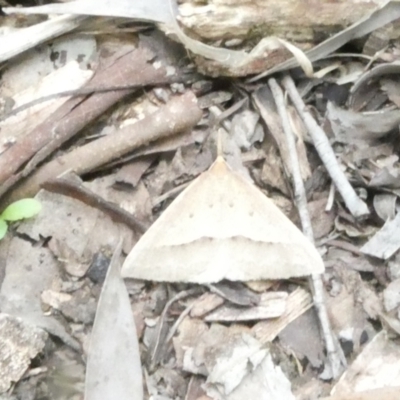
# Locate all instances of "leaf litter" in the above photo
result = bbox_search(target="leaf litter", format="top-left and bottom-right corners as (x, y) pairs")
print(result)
(2, 1), (400, 399)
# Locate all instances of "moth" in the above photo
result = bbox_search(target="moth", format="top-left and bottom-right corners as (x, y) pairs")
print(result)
(121, 156), (324, 283)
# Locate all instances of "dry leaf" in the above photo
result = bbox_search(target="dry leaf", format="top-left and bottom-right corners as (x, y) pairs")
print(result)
(361, 212), (400, 259)
(331, 331), (400, 395)
(85, 241), (143, 400)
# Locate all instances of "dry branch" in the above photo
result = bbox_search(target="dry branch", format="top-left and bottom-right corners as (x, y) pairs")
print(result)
(3, 92), (202, 203)
(0, 38), (184, 197)
(41, 177), (148, 233)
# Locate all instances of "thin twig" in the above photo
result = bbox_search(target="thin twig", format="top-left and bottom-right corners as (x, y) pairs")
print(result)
(268, 77), (346, 379)
(147, 287), (203, 371)
(2, 92), (202, 206)
(41, 177), (148, 233)
(152, 182), (189, 209)
(281, 75), (369, 219)
(165, 300), (196, 343)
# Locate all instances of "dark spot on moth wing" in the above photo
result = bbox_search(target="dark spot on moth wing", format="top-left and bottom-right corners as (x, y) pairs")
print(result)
(189, 212), (194, 218)
(249, 210), (254, 216)
(229, 202), (234, 207)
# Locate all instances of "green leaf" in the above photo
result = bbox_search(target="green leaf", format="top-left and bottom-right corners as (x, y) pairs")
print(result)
(1, 199), (42, 222)
(0, 219), (8, 240)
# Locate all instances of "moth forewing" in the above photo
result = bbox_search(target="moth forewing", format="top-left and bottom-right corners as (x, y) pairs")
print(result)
(121, 156), (324, 283)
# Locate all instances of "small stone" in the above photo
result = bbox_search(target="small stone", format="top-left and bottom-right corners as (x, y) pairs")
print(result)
(87, 252), (111, 284)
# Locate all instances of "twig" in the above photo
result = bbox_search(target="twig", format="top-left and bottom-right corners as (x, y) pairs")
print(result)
(281, 75), (369, 219)
(268, 77), (346, 379)
(41, 177), (148, 233)
(152, 182), (189, 209)
(0, 42), (186, 196)
(2, 91), (202, 205)
(147, 287), (203, 372)
(0, 80), (187, 122)
(165, 300), (196, 343)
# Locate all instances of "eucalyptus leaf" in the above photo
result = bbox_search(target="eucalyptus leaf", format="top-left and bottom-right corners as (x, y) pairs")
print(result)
(0, 219), (8, 240)
(1, 199), (42, 222)
(85, 240), (143, 400)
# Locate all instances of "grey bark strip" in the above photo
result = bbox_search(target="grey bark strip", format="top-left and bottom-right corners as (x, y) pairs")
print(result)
(268, 77), (346, 379)
(281, 75), (369, 219)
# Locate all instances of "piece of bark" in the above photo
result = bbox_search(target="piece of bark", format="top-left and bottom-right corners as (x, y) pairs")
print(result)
(114, 157), (155, 189)
(179, 0), (388, 76)
(4, 91), (202, 204)
(190, 293), (225, 318)
(0, 33), (185, 197)
(179, 0), (386, 44)
(252, 288), (313, 343)
(204, 292), (287, 322)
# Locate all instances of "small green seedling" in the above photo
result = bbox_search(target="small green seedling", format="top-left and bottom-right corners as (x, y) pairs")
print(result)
(0, 198), (42, 240)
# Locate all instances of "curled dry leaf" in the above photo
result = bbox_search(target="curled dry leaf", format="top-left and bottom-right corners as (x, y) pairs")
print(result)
(326, 102), (400, 144)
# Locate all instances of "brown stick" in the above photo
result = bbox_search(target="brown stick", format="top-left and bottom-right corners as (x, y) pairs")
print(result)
(41, 178), (149, 233)
(4, 91), (202, 203)
(0, 41), (181, 191)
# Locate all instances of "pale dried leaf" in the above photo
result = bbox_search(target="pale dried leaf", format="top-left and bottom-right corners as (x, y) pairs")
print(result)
(331, 331), (400, 395)
(85, 241), (143, 400)
(361, 212), (400, 259)
(326, 102), (400, 144)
